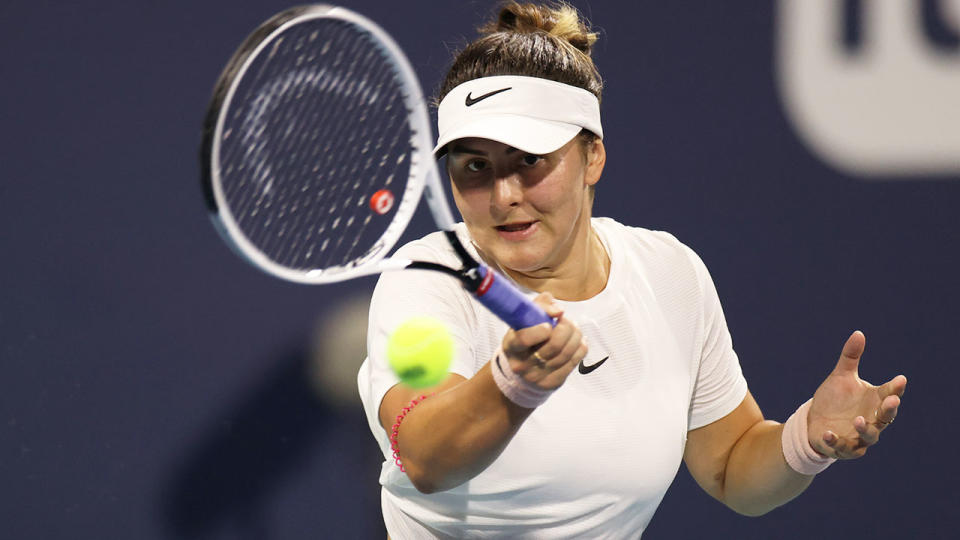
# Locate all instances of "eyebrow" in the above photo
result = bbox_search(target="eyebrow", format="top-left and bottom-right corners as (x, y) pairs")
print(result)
(448, 144), (520, 156)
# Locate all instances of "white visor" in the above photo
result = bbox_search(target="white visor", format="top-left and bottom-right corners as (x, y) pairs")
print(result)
(434, 75), (602, 157)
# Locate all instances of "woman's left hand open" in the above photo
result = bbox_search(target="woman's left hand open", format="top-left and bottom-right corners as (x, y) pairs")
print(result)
(807, 331), (907, 459)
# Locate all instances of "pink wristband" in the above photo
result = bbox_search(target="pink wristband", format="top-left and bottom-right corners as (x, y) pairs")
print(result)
(491, 349), (555, 409)
(781, 399), (836, 476)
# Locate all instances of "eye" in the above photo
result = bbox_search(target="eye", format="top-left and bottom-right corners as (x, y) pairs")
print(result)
(521, 154), (543, 166)
(465, 159), (487, 172)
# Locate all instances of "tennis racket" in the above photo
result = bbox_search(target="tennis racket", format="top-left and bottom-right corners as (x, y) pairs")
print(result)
(200, 4), (552, 330)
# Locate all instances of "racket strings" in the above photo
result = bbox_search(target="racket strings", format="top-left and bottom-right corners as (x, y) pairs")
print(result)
(217, 19), (416, 273)
(235, 31), (362, 254)
(265, 28), (404, 267)
(222, 24), (336, 259)
(298, 50), (409, 267)
(267, 50), (371, 263)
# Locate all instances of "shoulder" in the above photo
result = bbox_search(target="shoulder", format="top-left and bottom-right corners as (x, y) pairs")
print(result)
(391, 227), (462, 267)
(370, 223), (474, 309)
(594, 217), (703, 271)
(593, 217), (715, 309)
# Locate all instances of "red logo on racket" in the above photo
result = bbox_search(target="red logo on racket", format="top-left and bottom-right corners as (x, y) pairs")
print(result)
(476, 270), (494, 296)
(370, 189), (395, 214)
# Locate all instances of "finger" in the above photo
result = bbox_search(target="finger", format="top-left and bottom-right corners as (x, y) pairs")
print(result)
(854, 416), (880, 445)
(532, 292), (564, 319)
(821, 431), (856, 459)
(543, 303), (564, 319)
(833, 330), (865, 376)
(533, 320), (575, 361)
(504, 323), (552, 354)
(821, 431), (841, 457)
(542, 338), (587, 385)
(878, 374), (908, 399)
(533, 291), (555, 305)
(545, 329), (585, 369)
(875, 394), (901, 425)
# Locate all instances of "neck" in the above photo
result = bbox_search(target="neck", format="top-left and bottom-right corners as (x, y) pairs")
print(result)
(492, 217), (610, 302)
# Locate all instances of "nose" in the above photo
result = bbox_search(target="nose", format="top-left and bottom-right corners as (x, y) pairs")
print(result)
(491, 173), (523, 210)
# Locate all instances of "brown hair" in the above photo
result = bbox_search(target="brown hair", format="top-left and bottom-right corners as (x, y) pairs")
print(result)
(437, 1), (603, 108)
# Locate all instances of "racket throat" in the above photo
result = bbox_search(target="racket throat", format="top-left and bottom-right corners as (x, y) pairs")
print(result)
(404, 260), (489, 295)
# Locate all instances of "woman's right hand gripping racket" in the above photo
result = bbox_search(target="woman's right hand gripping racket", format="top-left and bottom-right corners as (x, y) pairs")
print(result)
(200, 4), (553, 330)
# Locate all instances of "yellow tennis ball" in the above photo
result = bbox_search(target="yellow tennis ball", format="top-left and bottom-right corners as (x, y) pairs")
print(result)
(387, 316), (454, 388)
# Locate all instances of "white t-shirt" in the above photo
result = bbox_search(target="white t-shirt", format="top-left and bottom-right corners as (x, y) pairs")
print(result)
(357, 217), (748, 539)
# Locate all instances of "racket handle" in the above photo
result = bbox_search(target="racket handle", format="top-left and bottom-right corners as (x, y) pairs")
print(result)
(471, 265), (555, 330)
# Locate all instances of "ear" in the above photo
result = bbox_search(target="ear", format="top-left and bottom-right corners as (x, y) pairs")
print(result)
(584, 138), (606, 187)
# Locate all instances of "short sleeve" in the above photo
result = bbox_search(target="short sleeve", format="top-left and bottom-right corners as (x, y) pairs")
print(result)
(683, 246), (749, 430)
(357, 233), (480, 457)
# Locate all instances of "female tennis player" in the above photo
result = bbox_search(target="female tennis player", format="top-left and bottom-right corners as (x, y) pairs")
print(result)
(357, 2), (907, 536)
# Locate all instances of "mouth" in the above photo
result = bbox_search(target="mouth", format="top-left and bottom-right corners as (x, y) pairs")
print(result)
(495, 221), (537, 232)
(494, 220), (539, 241)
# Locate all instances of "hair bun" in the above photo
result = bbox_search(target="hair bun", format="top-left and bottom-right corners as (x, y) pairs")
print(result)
(483, 1), (598, 55)
(439, 0), (604, 105)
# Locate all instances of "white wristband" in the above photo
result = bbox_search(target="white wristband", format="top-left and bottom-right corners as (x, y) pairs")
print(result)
(781, 399), (836, 476)
(490, 349), (555, 409)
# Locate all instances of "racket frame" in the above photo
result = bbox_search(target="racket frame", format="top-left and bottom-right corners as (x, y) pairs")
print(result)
(202, 5), (454, 284)
(201, 5), (553, 329)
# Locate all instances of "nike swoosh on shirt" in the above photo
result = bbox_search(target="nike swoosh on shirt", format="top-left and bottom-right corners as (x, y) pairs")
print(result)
(465, 87), (512, 106)
(578, 356), (609, 375)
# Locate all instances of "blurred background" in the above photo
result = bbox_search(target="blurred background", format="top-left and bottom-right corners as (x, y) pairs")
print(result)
(1, 0), (957, 538)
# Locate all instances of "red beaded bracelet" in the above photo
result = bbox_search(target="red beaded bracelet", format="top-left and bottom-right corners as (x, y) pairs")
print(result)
(390, 394), (432, 472)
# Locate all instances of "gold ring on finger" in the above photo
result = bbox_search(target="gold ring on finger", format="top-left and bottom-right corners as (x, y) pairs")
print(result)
(875, 409), (891, 426)
(532, 351), (547, 368)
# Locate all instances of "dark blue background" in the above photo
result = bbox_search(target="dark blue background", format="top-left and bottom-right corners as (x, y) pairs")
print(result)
(1, 1), (956, 538)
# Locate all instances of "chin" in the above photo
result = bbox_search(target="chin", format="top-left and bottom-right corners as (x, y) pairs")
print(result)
(470, 228), (551, 272)
(492, 246), (551, 274)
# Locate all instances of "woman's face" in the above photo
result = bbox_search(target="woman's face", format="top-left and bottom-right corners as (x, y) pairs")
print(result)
(446, 136), (605, 275)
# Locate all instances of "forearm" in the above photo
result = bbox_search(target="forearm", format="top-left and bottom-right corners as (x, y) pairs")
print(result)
(722, 420), (814, 516)
(394, 362), (533, 493)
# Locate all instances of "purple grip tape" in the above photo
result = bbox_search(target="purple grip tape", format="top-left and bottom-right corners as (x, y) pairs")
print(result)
(472, 265), (554, 330)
